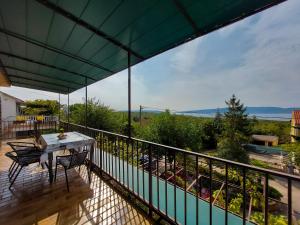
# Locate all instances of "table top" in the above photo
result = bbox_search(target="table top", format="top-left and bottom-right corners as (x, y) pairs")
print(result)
(40, 131), (95, 150)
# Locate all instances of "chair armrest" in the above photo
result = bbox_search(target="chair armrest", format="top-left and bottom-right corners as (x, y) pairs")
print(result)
(11, 149), (42, 156)
(56, 154), (72, 160)
(7, 141), (36, 146)
(6, 150), (41, 162)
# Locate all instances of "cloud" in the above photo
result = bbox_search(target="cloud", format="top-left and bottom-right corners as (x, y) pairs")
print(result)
(139, 0), (300, 110)
(0, 86), (59, 101)
(170, 38), (203, 75)
(67, 68), (150, 110)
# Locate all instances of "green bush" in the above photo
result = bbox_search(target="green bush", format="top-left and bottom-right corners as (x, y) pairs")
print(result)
(250, 212), (287, 225)
(175, 176), (185, 188)
(23, 99), (59, 115)
(69, 98), (123, 133)
(252, 120), (290, 144)
(250, 159), (270, 169)
(269, 186), (283, 200)
(280, 143), (300, 166)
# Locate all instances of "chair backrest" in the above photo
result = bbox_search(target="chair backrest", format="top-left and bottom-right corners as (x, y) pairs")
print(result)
(69, 150), (88, 168)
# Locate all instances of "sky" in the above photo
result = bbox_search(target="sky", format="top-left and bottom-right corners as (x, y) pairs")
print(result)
(1, 0), (300, 111)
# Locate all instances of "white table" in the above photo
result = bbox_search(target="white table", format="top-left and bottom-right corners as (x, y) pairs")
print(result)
(39, 132), (95, 183)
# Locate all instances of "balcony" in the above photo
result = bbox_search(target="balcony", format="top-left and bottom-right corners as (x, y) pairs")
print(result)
(0, 1), (297, 224)
(1, 120), (300, 224)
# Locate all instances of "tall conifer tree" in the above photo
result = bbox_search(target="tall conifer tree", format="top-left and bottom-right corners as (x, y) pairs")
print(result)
(218, 95), (250, 163)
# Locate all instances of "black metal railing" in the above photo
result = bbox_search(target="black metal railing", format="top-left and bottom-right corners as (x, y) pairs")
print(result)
(1, 120), (57, 140)
(60, 121), (300, 225)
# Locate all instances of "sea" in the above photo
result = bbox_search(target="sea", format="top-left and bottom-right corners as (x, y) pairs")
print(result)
(176, 112), (291, 121)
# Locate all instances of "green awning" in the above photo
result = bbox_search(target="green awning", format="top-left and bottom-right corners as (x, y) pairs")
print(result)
(0, 0), (286, 94)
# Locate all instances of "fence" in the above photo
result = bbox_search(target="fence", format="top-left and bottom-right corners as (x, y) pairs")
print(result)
(1, 120), (57, 140)
(61, 121), (300, 225)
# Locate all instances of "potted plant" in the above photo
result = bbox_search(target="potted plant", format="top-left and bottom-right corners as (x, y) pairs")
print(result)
(58, 128), (66, 139)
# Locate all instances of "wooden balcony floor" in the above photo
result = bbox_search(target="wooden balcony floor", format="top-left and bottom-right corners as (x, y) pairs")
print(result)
(0, 140), (152, 225)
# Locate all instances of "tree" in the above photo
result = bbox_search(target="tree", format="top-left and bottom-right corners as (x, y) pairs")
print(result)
(69, 98), (122, 132)
(213, 110), (224, 136)
(200, 112), (224, 149)
(200, 121), (218, 149)
(23, 99), (59, 115)
(218, 95), (250, 163)
(280, 143), (300, 166)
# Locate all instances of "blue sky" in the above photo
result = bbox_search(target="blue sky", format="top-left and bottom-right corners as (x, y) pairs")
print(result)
(1, 0), (300, 110)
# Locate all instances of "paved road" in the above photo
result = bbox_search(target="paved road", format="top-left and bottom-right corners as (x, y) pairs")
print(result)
(269, 177), (300, 221)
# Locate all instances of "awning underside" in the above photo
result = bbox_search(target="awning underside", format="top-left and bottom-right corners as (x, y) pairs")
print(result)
(0, 0), (285, 94)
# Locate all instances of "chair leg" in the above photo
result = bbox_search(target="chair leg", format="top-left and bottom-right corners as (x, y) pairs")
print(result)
(8, 161), (16, 177)
(64, 168), (69, 192)
(87, 165), (91, 184)
(8, 161), (16, 173)
(9, 164), (19, 180)
(9, 166), (23, 189)
(54, 163), (58, 182)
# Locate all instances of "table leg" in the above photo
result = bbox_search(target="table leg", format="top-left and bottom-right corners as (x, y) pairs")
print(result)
(48, 152), (54, 183)
(88, 143), (94, 183)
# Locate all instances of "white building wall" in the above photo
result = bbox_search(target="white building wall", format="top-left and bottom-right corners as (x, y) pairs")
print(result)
(0, 93), (17, 121)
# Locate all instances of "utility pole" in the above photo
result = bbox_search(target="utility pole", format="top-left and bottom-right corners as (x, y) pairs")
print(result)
(139, 105), (143, 126)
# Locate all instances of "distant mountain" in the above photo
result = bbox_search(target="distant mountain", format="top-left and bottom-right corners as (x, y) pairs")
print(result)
(180, 107), (300, 115)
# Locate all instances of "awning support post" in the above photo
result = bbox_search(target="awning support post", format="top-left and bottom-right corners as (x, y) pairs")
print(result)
(128, 52), (131, 138)
(67, 89), (70, 131)
(58, 93), (60, 126)
(85, 77), (87, 132)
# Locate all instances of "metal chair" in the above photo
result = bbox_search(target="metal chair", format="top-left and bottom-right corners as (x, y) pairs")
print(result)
(54, 150), (89, 192)
(6, 142), (41, 178)
(5, 142), (42, 188)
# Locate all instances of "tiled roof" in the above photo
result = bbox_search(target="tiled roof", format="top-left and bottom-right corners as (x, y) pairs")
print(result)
(292, 110), (300, 126)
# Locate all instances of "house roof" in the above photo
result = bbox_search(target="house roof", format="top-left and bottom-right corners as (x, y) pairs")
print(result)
(0, 0), (286, 94)
(292, 110), (300, 126)
(0, 91), (24, 103)
(252, 134), (279, 143)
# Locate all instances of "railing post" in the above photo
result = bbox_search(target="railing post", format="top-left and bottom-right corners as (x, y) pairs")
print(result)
(0, 120), (2, 147)
(288, 178), (292, 225)
(242, 167), (246, 225)
(0, 97), (2, 146)
(264, 174), (269, 225)
(148, 144), (153, 217)
(100, 132), (103, 176)
(34, 121), (38, 140)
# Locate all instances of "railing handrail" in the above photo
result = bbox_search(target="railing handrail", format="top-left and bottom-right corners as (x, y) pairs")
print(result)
(60, 120), (300, 182)
(2, 115), (58, 122)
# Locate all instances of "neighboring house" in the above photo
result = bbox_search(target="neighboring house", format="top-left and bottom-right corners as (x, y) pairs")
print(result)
(0, 91), (23, 121)
(252, 134), (279, 146)
(291, 110), (300, 142)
